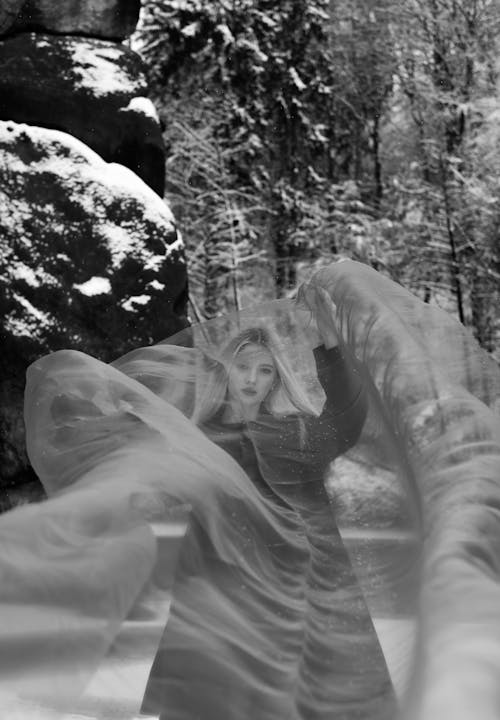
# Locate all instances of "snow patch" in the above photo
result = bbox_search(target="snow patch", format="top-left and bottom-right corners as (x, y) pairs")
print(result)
(124, 97), (159, 121)
(8, 294), (54, 337)
(165, 234), (184, 258)
(34, 38), (52, 49)
(216, 24), (235, 47)
(5, 316), (36, 337)
(143, 254), (166, 272)
(70, 44), (144, 98)
(0, 195), (39, 228)
(289, 67), (307, 92)
(237, 39), (268, 64)
(74, 277), (112, 296)
(13, 294), (50, 323)
(181, 21), (200, 38)
(147, 279), (165, 291)
(105, 163), (176, 229)
(312, 124), (328, 143)
(10, 263), (38, 289)
(101, 224), (136, 268)
(122, 294), (151, 311)
(0, 121), (103, 168)
(10, 262), (58, 288)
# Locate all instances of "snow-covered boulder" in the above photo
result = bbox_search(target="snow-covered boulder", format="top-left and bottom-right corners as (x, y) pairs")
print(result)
(0, 32), (165, 195)
(0, 0), (140, 40)
(0, 120), (188, 495)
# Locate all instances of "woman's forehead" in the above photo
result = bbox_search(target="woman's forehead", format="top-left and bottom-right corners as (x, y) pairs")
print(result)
(236, 343), (274, 365)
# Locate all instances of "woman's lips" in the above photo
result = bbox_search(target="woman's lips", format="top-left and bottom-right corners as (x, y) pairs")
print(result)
(241, 388), (257, 396)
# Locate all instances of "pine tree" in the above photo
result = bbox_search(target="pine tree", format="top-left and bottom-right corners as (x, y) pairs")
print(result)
(136, 0), (396, 300)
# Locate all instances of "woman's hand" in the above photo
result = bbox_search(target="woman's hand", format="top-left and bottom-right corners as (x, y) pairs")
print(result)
(296, 283), (340, 349)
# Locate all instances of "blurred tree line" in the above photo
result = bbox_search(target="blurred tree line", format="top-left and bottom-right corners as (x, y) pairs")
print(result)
(135, 0), (500, 353)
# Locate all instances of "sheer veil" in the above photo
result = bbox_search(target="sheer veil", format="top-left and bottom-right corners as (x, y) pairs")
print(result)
(2, 260), (499, 719)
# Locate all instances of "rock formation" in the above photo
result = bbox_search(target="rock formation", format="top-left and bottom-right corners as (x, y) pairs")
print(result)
(0, 120), (188, 505)
(1, 120), (186, 357)
(9, 0), (141, 40)
(0, 1), (189, 505)
(0, 32), (165, 194)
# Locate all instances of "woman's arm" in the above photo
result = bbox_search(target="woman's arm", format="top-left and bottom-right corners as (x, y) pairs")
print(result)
(310, 340), (368, 458)
(299, 283), (367, 453)
(314, 344), (365, 416)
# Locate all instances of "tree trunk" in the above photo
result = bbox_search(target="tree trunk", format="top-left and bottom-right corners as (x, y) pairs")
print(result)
(372, 113), (383, 205)
(470, 273), (496, 352)
(440, 158), (465, 325)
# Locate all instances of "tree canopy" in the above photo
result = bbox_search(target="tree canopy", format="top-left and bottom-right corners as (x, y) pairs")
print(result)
(134, 0), (500, 354)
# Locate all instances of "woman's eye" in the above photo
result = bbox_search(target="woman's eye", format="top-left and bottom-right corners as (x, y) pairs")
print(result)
(236, 363), (248, 371)
(260, 368), (273, 375)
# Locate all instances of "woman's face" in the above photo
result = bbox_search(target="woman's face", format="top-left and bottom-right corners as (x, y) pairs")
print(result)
(227, 343), (277, 415)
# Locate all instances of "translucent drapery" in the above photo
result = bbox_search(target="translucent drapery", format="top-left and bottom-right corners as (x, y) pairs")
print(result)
(1, 260), (498, 719)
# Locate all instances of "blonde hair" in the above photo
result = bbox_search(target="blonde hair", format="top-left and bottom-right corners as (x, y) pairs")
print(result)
(191, 327), (317, 426)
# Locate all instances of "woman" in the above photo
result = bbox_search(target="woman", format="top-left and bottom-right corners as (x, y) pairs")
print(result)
(140, 286), (396, 720)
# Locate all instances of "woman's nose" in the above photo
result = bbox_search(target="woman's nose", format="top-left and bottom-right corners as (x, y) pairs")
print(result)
(246, 367), (257, 384)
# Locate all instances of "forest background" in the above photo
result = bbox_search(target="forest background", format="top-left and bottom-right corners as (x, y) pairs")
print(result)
(133, 0), (500, 355)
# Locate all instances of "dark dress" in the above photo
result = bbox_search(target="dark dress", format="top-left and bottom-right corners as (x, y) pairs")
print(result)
(141, 346), (396, 720)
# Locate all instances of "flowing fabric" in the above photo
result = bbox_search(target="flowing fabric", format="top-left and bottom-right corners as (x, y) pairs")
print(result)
(1, 260), (500, 719)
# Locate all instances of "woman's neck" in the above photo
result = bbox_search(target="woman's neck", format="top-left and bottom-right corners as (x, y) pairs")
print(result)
(221, 401), (260, 424)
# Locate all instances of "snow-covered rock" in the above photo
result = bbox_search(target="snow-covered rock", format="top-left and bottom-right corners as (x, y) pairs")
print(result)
(0, 32), (165, 194)
(1, 0), (141, 40)
(0, 120), (188, 492)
